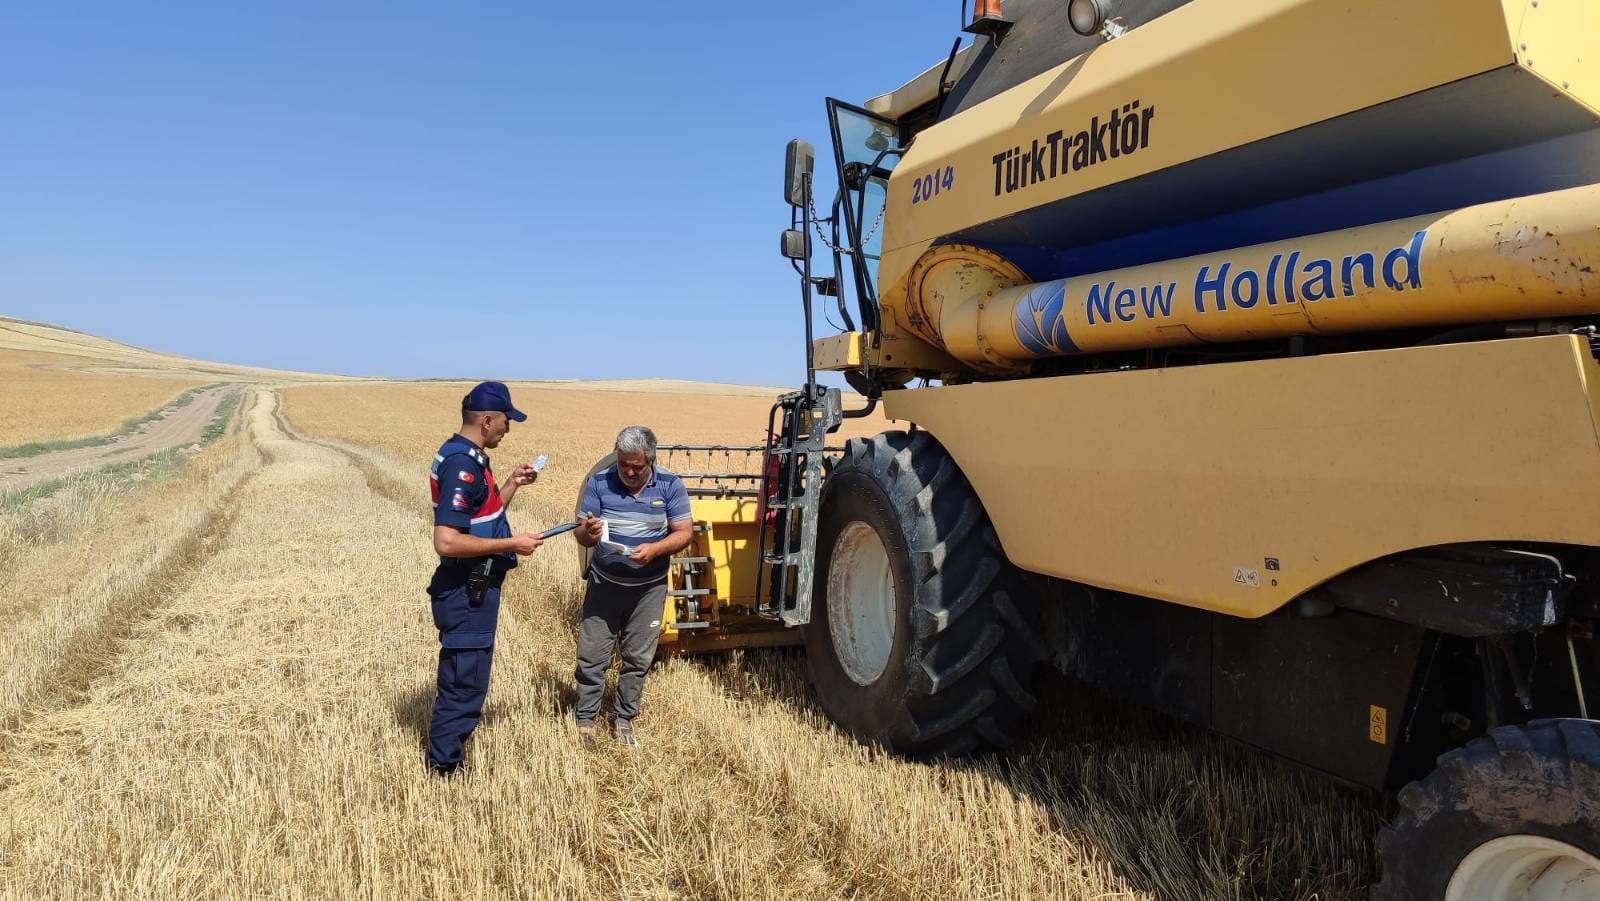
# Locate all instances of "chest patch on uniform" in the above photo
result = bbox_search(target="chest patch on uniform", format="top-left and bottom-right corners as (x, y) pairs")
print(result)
(458, 470), (475, 484)
(651, 499), (664, 507)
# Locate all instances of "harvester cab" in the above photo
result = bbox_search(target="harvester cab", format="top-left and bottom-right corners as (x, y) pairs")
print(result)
(780, 101), (909, 398)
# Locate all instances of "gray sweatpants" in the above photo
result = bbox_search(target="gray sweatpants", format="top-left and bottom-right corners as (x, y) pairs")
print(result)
(574, 576), (667, 726)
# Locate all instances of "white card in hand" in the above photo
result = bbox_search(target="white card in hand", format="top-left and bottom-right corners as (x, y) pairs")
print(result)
(598, 519), (632, 556)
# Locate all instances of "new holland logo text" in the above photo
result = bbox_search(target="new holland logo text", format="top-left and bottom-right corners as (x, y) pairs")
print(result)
(991, 100), (1155, 196)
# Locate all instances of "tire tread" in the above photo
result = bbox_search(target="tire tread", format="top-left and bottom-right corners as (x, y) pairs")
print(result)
(1373, 718), (1600, 900)
(816, 428), (1045, 758)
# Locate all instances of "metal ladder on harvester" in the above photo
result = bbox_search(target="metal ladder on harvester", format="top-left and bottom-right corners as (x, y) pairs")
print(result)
(753, 384), (842, 626)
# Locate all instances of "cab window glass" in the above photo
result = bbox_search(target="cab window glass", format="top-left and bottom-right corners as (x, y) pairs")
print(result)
(829, 105), (900, 281)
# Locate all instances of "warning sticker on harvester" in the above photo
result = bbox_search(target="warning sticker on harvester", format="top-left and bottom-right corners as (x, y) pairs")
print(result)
(1369, 705), (1388, 745)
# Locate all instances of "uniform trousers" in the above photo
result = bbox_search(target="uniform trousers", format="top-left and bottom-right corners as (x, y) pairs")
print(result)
(426, 562), (504, 769)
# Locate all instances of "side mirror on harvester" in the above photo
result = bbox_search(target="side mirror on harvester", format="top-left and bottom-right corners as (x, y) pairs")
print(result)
(780, 229), (807, 260)
(784, 139), (814, 208)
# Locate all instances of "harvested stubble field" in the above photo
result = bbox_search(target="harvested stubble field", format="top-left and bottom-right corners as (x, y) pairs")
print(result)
(0, 316), (338, 452)
(0, 379), (1381, 900)
(0, 347), (211, 450)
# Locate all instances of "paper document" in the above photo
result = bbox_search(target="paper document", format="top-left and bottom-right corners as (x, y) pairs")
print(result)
(598, 518), (631, 556)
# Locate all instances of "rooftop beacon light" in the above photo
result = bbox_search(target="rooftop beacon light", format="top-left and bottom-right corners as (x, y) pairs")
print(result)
(1068, 0), (1125, 40)
(964, 0), (1013, 40)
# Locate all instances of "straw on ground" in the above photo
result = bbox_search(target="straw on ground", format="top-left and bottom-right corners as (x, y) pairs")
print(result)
(0, 384), (1380, 899)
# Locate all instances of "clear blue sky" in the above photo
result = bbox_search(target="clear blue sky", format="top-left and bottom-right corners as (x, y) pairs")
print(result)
(1, 2), (965, 383)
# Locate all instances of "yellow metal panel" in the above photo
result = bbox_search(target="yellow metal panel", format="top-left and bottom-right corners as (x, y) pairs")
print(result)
(661, 494), (786, 652)
(657, 591), (678, 646)
(883, 0), (1518, 257)
(1501, 0), (1528, 37)
(1514, 0), (1600, 115)
(680, 496), (762, 605)
(705, 519), (761, 605)
(813, 332), (865, 371)
(872, 307), (966, 374)
(885, 335), (1600, 618)
(664, 623), (804, 656)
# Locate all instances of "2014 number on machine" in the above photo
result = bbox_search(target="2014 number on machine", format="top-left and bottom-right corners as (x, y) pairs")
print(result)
(911, 166), (955, 204)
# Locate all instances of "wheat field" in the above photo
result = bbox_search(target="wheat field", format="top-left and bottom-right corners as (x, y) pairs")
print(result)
(0, 314), (349, 451)
(0, 315), (344, 382)
(280, 382), (889, 506)
(0, 373), (1381, 899)
(0, 348), (211, 448)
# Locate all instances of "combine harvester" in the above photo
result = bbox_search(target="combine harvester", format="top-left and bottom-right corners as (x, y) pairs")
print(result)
(605, 1), (1600, 895)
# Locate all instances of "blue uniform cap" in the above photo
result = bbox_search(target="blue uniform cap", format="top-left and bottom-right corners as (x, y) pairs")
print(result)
(463, 381), (526, 422)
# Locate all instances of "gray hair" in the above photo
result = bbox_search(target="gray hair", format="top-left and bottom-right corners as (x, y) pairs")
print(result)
(615, 425), (657, 464)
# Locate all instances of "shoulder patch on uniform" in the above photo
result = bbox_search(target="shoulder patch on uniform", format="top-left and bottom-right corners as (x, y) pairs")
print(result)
(458, 470), (475, 484)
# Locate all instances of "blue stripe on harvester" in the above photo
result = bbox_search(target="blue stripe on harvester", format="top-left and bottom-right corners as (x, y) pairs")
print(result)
(953, 129), (1600, 285)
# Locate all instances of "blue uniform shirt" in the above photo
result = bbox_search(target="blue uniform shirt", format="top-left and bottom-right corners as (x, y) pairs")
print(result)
(430, 434), (516, 568)
(579, 465), (691, 585)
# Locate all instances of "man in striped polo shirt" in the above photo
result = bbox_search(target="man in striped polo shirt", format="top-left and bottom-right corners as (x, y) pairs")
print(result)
(573, 425), (693, 748)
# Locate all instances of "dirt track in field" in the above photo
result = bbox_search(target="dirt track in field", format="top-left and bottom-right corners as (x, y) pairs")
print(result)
(0, 385), (239, 495)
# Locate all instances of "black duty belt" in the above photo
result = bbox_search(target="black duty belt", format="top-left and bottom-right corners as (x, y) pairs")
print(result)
(439, 554), (510, 572)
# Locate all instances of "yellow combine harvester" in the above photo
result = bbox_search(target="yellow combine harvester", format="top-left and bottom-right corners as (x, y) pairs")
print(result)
(635, 1), (1600, 895)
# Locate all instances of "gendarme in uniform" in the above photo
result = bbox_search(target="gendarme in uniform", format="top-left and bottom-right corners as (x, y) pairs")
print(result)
(425, 383), (526, 774)
(429, 436), (515, 643)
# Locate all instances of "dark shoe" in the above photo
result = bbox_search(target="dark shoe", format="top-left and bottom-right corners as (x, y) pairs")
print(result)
(577, 722), (598, 750)
(612, 719), (639, 750)
(428, 761), (464, 778)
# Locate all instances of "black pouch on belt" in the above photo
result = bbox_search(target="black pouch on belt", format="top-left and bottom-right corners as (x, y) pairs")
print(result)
(465, 556), (495, 608)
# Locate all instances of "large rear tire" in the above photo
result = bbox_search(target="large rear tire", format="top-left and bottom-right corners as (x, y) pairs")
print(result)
(805, 430), (1044, 758)
(1374, 718), (1600, 900)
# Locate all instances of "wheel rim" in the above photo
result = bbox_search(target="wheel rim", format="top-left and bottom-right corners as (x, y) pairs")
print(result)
(826, 520), (897, 686)
(1447, 834), (1600, 901)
